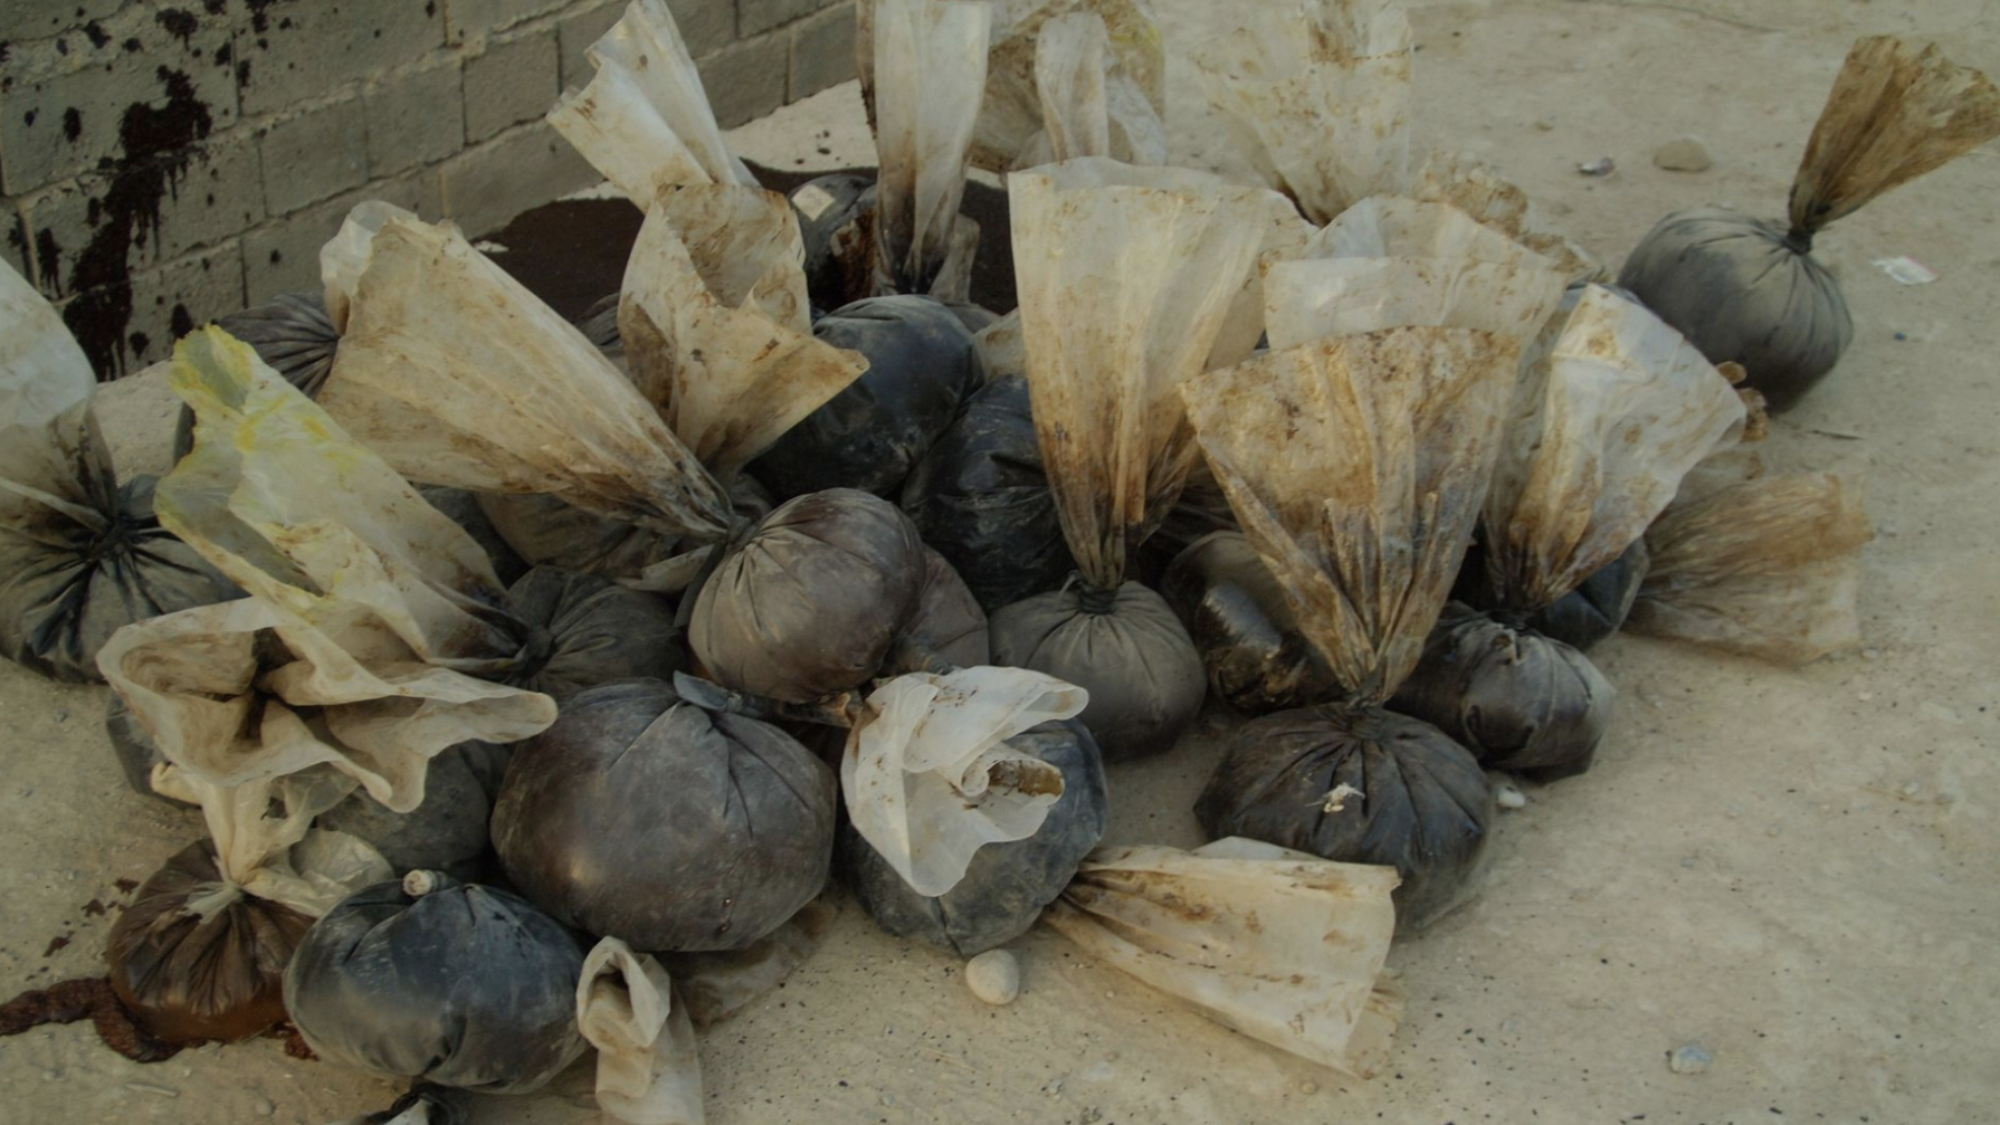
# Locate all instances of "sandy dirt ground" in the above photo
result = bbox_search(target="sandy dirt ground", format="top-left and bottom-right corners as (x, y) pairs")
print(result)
(5, 0), (1999, 1122)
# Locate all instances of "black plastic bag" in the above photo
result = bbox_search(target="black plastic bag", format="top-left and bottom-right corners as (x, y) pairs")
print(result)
(499, 566), (684, 701)
(1619, 38), (2000, 410)
(1160, 531), (1340, 715)
(478, 472), (773, 583)
(0, 449), (237, 684)
(285, 871), (585, 1094)
(491, 678), (837, 952)
(316, 746), (495, 877)
(105, 841), (314, 1044)
(989, 581), (1205, 762)
(1390, 603), (1614, 782)
(839, 719), (1107, 956)
(788, 172), (878, 311)
(906, 547), (990, 668)
(690, 488), (925, 702)
(171, 291), (339, 461)
(105, 693), (189, 807)
(900, 373), (1073, 610)
(1195, 705), (1493, 931)
(418, 486), (529, 586)
(1453, 536), (1650, 653)
(751, 296), (985, 499)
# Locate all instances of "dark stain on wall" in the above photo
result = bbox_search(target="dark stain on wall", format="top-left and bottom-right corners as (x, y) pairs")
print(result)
(53, 68), (217, 378)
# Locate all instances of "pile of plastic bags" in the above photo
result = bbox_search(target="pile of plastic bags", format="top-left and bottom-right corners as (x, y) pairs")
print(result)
(6, 0), (1979, 1118)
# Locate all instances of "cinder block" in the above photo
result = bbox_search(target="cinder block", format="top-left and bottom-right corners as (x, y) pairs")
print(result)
(238, 0), (445, 115)
(740, 0), (841, 39)
(242, 169), (443, 302)
(59, 240), (245, 378)
(790, 2), (856, 101)
(0, 5), (240, 196)
(439, 118), (601, 239)
(558, 0), (738, 92)
(464, 23), (561, 143)
(445, 0), (572, 42)
(698, 32), (789, 129)
(21, 134), (264, 300)
(365, 58), (466, 177)
(260, 95), (369, 215)
(0, 0), (129, 49)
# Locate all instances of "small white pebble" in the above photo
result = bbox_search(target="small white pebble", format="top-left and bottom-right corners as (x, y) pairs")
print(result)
(966, 950), (1021, 1005)
(1857, 691), (1875, 703)
(1299, 1081), (1319, 1095)
(254, 1098), (276, 1117)
(1495, 782), (1527, 810)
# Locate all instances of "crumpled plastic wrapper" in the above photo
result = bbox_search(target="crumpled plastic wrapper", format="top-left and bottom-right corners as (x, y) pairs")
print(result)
(1007, 158), (1278, 588)
(1482, 286), (1747, 612)
(1044, 837), (1403, 1076)
(842, 665), (1086, 896)
(546, 0), (757, 204)
(1192, 0), (1411, 224)
(0, 259), (95, 429)
(578, 938), (705, 1125)
(1179, 326), (1520, 701)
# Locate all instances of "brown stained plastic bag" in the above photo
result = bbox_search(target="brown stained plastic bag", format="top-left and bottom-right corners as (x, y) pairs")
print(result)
(578, 938), (704, 1125)
(620, 185), (868, 472)
(1191, 0), (1412, 225)
(1304, 196), (1553, 266)
(868, 0), (991, 298)
(1015, 10), (1168, 168)
(840, 665), (1085, 896)
(1262, 257), (1567, 355)
(859, 0), (1165, 173)
(1007, 159), (1274, 588)
(1410, 153), (1602, 284)
(1787, 36), (2000, 236)
(1043, 837), (1402, 1077)
(96, 329), (557, 849)
(1483, 286), (1746, 612)
(1628, 472), (1871, 666)
(317, 203), (735, 555)
(546, 0), (757, 205)
(1180, 327), (1520, 701)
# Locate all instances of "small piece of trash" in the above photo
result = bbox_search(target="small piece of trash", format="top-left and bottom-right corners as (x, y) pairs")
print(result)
(1872, 256), (1937, 285)
(126, 1082), (180, 1097)
(1319, 782), (1363, 813)
(1578, 157), (1616, 176)
(1494, 781), (1527, 810)
(1668, 1043), (1713, 1074)
(471, 240), (509, 255)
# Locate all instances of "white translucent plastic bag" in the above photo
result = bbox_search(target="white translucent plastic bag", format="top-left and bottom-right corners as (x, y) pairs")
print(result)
(860, 0), (1165, 172)
(1629, 472), (1871, 666)
(1305, 196), (1551, 265)
(1411, 152), (1601, 283)
(1262, 256), (1567, 353)
(1007, 158), (1274, 587)
(868, 0), (991, 297)
(1482, 286), (1746, 611)
(1179, 327), (1520, 700)
(0, 260), (95, 430)
(842, 665), (1086, 895)
(1015, 10), (1167, 167)
(1044, 838), (1403, 1076)
(620, 184), (867, 471)
(578, 938), (705, 1125)
(547, 0), (756, 205)
(96, 329), (557, 826)
(169, 767), (393, 919)
(1192, 0), (1412, 224)
(318, 202), (734, 547)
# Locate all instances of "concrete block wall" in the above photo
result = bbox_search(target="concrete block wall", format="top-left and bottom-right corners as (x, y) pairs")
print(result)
(1, 0), (858, 378)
